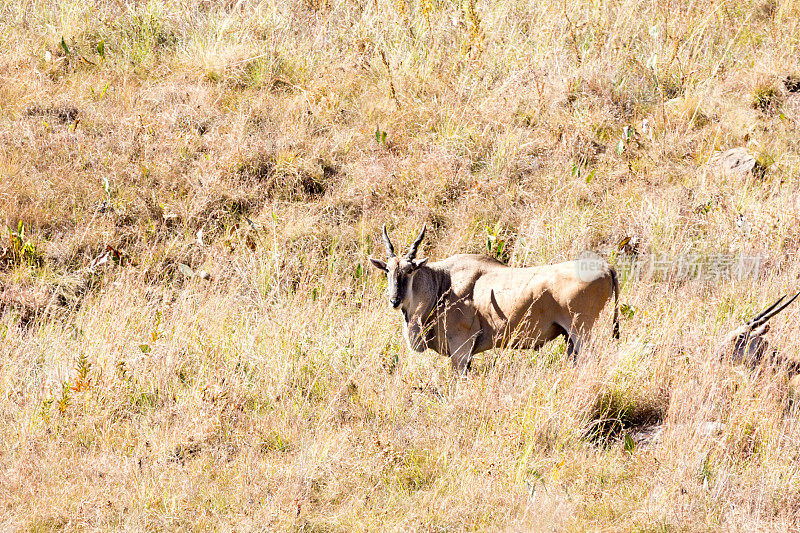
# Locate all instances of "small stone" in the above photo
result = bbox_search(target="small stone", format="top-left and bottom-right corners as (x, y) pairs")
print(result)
(788, 375), (800, 395)
(177, 263), (193, 278)
(708, 147), (768, 179)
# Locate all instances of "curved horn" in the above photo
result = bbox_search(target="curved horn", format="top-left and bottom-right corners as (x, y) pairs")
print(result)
(405, 224), (426, 260)
(750, 290), (800, 329)
(382, 224), (395, 258)
(747, 295), (786, 327)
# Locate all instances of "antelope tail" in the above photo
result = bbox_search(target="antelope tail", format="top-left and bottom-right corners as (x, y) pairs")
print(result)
(610, 268), (620, 340)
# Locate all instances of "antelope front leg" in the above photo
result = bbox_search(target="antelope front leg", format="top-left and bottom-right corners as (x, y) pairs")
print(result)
(450, 333), (478, 376)
(443, 302), (480, 376)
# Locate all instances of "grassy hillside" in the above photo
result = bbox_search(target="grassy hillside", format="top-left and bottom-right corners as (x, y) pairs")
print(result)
(2, 0), (800, 529)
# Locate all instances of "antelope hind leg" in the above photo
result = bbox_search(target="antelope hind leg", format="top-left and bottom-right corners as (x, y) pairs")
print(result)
(561, 322), (591, 362)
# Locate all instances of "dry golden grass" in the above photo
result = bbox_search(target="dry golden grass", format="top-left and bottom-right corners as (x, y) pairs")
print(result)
(3, 0), (800, 530)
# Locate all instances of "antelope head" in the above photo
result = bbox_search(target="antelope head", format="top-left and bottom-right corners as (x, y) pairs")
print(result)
(717, 291), (800, 368)
(368, 224), (428, 309)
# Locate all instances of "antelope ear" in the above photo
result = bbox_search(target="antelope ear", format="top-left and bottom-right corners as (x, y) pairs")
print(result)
(368, 257), (388, 272)
(411, 258), (428, 270)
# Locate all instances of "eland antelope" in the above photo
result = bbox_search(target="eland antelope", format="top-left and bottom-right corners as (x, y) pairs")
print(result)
(369, 225), (620, 374)
(715, 291), (800, 370)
